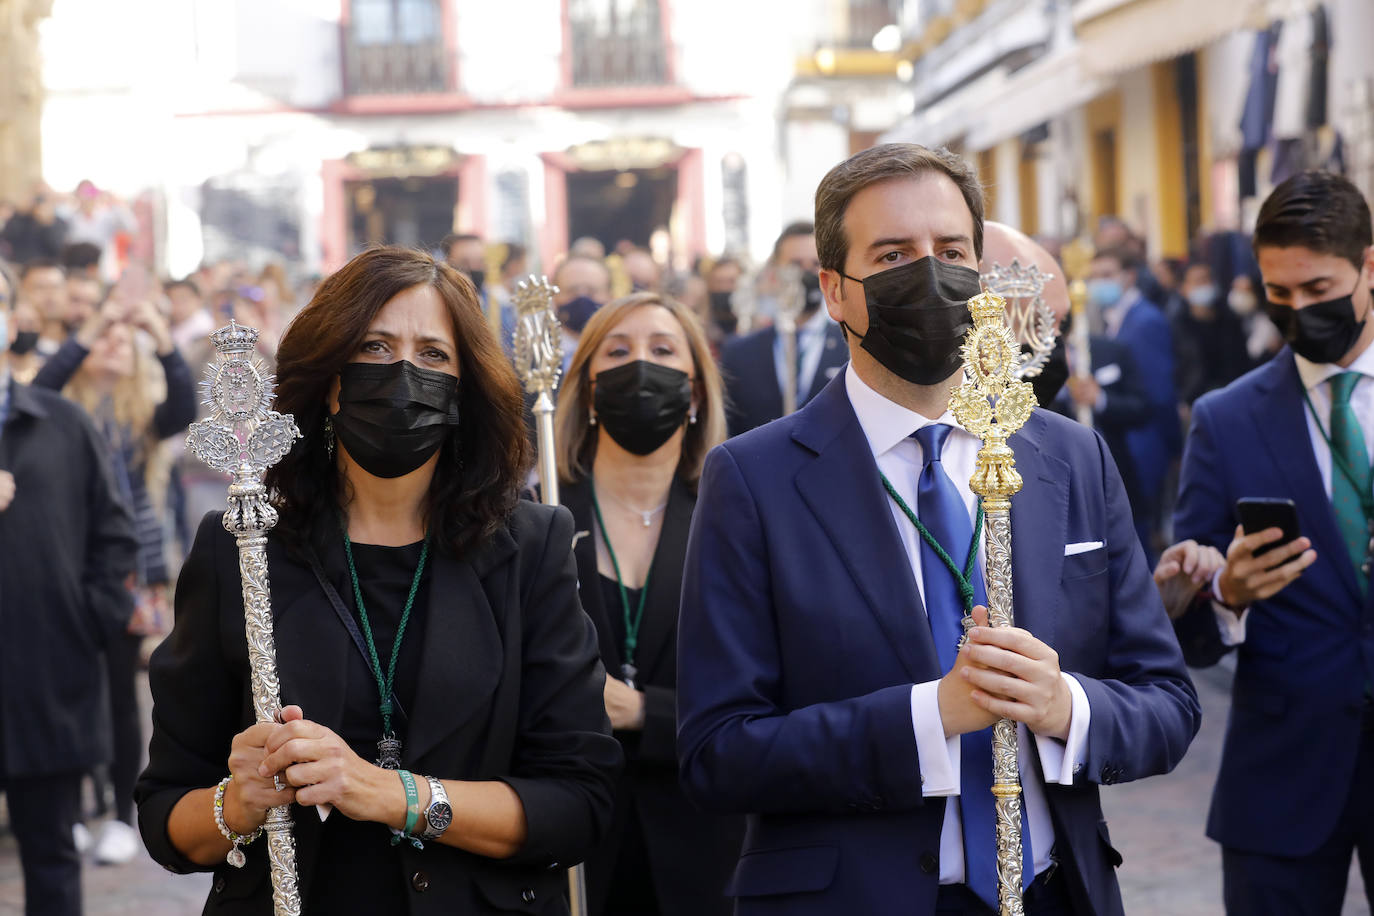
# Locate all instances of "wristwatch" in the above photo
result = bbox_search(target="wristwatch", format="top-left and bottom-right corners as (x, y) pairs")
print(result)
(421, 775), (453, 840)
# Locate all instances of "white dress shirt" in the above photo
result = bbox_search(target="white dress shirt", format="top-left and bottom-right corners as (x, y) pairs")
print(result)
(773, 309), (833, 405)
(844, 365), (1090, 884)
(1213, 344), (1374, 643)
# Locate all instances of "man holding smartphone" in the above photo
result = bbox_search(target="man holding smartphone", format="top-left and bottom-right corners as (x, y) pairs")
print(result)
(1173, 170), (1374, 914)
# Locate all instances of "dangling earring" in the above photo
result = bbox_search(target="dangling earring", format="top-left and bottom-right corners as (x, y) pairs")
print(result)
(324, 416), (336, 460)
(688, 411), (698, 425)
(589, 407), (597, 426)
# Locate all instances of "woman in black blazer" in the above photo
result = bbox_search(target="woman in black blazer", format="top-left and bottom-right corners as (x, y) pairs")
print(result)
(552, 292), (744, 916)
(135, 247), (621, 914)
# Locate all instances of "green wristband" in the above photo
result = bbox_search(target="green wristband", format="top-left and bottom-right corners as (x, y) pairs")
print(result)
(392, 769), (424, 849)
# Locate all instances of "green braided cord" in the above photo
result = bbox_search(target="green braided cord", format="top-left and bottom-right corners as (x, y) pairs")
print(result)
(879, 472), (984, 614)
(341, 519), (430, 737)
(589, 480), (654, 667)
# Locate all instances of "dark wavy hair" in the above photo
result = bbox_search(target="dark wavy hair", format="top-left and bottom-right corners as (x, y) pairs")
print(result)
(265, 246), (531, 558)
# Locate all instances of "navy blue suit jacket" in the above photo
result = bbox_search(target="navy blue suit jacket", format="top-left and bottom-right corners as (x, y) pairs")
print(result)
(720, 323), (849, 437)
(1111, 298), (1180, 501)
(1173, 348), (1374, 856)
(677, 374), (1200, 915)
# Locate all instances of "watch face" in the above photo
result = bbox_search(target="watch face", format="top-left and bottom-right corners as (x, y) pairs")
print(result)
(427, 802), (453, 833)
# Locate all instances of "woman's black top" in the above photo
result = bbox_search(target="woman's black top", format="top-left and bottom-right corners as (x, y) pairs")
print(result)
(310, 540), (429, 914)
(134, 503), (621, 916)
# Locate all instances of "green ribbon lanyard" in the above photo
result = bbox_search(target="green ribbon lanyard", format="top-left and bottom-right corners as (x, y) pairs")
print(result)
(1299, 385), (1374, 523)
(340, 516), (431, 770)
(590, 480), (655, 689)
(878, 472), (984, 616)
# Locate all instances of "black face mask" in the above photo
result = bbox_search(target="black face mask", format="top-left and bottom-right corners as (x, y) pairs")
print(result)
(800, 271), (824, 314)
(841, 256), (982, 385)
(332, 360), (460, 479)
(593, 360), (693, 456)
(10, 330), (39, 355)
(708, 291), (738, 335)
(462, 268), (485, 295)
(1265, 285), (1371, 365)
(559, 296), (602, 334)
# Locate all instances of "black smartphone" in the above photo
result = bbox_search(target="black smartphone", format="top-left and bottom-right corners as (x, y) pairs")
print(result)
(1236, 497), (1300, 558)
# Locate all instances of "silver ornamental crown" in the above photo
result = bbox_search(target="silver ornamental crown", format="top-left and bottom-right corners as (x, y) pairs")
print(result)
(210, 320), (259, 355)
(981, 258), (1059, 380)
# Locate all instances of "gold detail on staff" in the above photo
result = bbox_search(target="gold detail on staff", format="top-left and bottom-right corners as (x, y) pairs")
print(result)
(948, 289), (1036, 916)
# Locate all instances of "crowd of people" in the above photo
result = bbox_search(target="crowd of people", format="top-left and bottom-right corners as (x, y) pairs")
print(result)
(0, 150), (1370, 916)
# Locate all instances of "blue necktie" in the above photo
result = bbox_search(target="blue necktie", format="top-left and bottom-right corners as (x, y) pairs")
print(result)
(912, 424), (1032, 907)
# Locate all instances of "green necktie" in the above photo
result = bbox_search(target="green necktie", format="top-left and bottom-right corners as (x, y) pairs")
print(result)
(1329, 372), (1371, 588)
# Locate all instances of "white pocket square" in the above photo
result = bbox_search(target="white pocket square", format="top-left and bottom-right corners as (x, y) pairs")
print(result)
(1064, 541), (1105, 556)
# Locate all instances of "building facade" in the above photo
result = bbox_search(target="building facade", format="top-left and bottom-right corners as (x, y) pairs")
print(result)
(878, 0), (1374, 259)
(38, 0), (803, 277)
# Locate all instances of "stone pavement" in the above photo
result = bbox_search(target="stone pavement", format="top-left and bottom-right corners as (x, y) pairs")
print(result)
(1105, 661), (1368, 915)
(0, 666), (1368, 914)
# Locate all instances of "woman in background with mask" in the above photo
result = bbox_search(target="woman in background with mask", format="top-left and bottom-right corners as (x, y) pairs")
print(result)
(551, 293), (742, 916)
(136, 247), (621, 914)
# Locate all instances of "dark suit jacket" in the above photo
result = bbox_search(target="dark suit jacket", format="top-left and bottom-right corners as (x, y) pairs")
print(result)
(559, 477), (744, 916)
(0, 381), (136, 778)
(1173, 348), (1372, 857)
(677, 374), (1200, 916)
(1051, 335), (1152, 517)
(1110, 297), (1181, 501)
(720, 323), (848, 437)
(135, 502), (622, 915)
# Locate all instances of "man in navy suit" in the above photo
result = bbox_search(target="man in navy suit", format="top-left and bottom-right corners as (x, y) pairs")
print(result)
(677, 143), (1200, 915)
(1087, 246), (1180, 562)
(719, 222), (849, 436)
(1173, 170), (1374, 915)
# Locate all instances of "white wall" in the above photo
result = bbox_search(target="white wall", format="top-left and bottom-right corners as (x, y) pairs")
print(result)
(38, 0), (793, 271)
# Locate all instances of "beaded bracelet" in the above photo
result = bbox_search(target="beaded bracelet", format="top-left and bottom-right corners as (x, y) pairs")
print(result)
(214, 775), (264, 868)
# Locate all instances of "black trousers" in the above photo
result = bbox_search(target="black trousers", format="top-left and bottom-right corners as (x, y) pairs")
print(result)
(1222, 709), (1374, 915)
(0, 772), (84, 916)
(106, 630), (142, 825)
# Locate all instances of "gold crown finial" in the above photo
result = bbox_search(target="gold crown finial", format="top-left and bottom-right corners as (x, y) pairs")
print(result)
(968, 290), (1007, 322)
(209, 320), (259, 355)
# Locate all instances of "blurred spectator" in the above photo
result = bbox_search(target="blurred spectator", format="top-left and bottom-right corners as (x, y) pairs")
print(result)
(65, 272), (104, 334)
(258, 262), (296, 323)
(570, 235), (607, 260)
(488, 242), (528, 340)
(552, 254), (613, 374)
(229, 284), (279, 365)
(982, 221), (1153, 515)
(0, 263), (137, 915)
(1171, 261), (1251, 406)
(441, 232), (487, 294)
(1, 185), (68, 264)
(719, 222), (844, 436)
(1088, 244), (1180, 560)
(34, 296), (197, 868)
(703, 255), (743, 343)
(622, 247), (661, 293)
(1229, 271), (1283, 365)
(162, 277), (220, 558)
(60, 241), (104, 280)
(61, 181), (136, 278)
(18, 258), (68, 359)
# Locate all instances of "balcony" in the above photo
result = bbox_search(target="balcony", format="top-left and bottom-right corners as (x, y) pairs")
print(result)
(345, 0), (449, 96)
(568, 0), (669, 89)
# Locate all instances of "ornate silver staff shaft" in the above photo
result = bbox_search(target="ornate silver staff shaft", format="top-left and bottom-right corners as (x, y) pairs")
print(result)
(187, 321), (303, 916)
(775, 264), (806, 417)
(950, 292), (1040, 916)
(511, 277), (589, 916)
(1060, 239), (1096, 430)
(513, 275), (564, 506)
